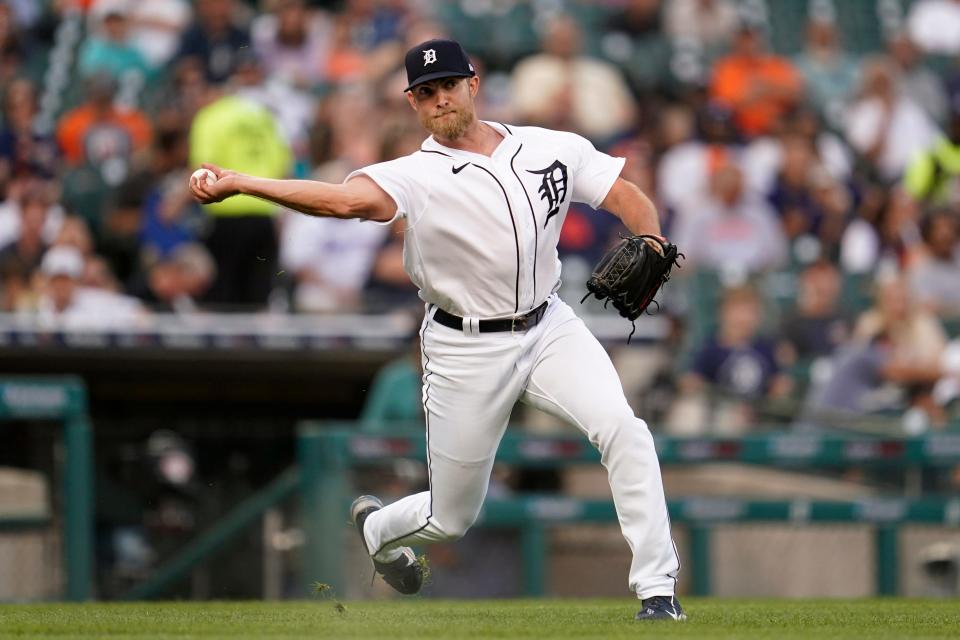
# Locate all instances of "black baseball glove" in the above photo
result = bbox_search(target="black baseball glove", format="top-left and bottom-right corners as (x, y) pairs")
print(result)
(581, 234), (682, 341)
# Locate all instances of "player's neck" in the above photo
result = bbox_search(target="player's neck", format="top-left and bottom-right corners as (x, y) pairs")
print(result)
(433, 120), (502, 157)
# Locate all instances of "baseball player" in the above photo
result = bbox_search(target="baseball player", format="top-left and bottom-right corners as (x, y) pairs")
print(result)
(190, 38), (684, 621)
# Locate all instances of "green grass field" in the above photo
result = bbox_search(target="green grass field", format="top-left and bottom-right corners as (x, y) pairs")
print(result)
(1, 599), (959, 639)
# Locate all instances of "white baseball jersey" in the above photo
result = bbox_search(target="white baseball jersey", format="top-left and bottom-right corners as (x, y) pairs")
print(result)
(347, 122), (624, 318)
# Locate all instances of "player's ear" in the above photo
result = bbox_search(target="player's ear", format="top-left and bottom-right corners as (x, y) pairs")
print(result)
(468, 76), (479, 98)
(405, 91), (418, 111)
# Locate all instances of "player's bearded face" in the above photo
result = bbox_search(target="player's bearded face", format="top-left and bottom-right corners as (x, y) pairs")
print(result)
(412, 78), (476, 140)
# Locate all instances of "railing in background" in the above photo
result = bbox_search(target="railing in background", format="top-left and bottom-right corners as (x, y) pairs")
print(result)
(298, 425), (960, 598)
(98, 423), (960, 600)
(0, 377), (93, 601)
(0, 311), (669, 352)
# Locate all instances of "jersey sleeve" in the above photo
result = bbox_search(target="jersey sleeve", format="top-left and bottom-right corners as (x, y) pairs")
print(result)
(347, 156), (426, 226)
(567, 132), (626, 209)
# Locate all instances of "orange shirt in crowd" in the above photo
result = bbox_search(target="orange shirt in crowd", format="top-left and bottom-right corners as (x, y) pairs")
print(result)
(56, 105), (153, 166)
(709, 54), (802, 137)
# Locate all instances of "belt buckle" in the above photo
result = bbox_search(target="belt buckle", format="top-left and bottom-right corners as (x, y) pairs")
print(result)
(513, 312), (530, 334)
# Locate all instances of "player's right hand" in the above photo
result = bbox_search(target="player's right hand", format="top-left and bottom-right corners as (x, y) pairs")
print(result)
(189, 163), (244, 204)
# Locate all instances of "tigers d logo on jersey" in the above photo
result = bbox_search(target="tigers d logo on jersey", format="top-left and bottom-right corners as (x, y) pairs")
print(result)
(527, 160), (568, 228)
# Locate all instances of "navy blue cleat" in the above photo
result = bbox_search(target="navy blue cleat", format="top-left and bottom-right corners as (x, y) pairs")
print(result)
(350, 495), (423, 595)
(635, 595), (687, 621)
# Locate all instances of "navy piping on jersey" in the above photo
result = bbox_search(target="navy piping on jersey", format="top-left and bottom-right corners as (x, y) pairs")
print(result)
(497, 122), (513, 134)
(509, 144), (538, 311)
(470, 164), (521, 314)
(372, 316), (435, 557)
(419, 149), (452, 157)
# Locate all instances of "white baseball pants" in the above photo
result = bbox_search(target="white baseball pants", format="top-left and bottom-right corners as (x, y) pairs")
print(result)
(361, 296), (680, 598)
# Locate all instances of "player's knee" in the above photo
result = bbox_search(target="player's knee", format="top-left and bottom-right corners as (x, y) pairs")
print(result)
(434, 513), (476, 541)
(593, 411), (649, 450)
(595, 401), (636, 427)
(446, 513), (477, 540)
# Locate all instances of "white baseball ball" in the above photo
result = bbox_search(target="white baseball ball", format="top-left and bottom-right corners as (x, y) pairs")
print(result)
(191, 168), (217, 187)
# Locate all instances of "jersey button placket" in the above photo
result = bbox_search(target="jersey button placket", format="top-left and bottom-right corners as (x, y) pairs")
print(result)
(477, 158), (524, 316)
(507, 161), (537, 312)
(493, 158), (534, 314)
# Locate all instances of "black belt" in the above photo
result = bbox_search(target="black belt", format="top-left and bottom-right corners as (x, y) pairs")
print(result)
(432, 301), (549, 333)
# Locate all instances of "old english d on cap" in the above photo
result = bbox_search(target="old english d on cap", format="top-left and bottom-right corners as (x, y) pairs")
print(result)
(404, 39), (476, 92)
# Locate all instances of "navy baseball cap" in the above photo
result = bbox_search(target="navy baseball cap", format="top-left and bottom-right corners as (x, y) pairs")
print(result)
(403, 39), (476, 92)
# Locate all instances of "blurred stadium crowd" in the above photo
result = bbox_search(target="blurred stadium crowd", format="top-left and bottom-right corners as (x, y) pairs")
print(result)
(3, 0), (960, 434)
